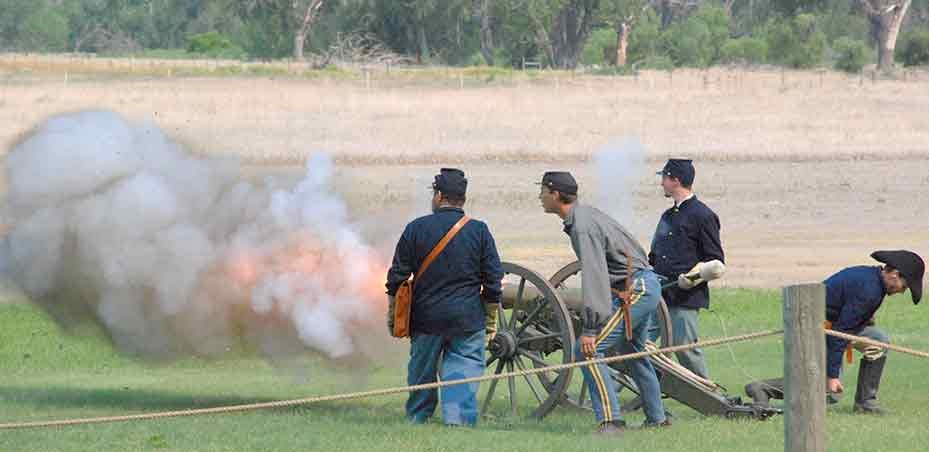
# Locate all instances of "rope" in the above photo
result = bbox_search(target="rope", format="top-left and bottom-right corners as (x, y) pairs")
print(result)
(712, 310), (774, 394)
(0, 329), (782, 430)
(824, 329), (929, 360)
(644, 341), (719, 391)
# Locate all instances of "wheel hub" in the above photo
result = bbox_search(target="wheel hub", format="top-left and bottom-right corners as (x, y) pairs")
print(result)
(489, 331), (519, 360)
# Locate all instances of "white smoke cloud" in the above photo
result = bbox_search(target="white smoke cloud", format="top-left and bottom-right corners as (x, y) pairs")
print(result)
(1, 110), (389, 364)
(590, 138), (648, 236)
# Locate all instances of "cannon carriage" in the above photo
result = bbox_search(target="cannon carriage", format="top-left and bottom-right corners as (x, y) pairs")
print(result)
(480, 261), (779, 420)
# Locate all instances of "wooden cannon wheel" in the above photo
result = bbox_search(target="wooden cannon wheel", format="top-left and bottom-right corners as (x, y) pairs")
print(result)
(480, 262), (576, 419)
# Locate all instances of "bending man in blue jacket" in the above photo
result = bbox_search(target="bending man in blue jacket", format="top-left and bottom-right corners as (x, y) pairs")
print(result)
(744, 250), (924, 414)
(385, 168), (503, 426)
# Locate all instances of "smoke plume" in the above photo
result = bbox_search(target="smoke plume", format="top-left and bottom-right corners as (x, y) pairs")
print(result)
(1, 110), (389, 364)
(590, 138), (648, 236)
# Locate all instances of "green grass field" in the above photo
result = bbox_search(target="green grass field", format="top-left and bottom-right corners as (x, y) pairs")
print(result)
(2, 289), (928, 452)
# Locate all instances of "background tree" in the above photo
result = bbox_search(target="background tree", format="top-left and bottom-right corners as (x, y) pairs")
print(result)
(235, 0), (327, 60)
(473, 0), (496, 64)
(514, 0), (600, 68)
(601, 0), (649, 66)
(859, 0), (912, 69)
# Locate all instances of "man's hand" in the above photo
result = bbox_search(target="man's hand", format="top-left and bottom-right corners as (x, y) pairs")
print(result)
(580, 307), (601, 357)
(386, 295), (396, 334)
(678, 260), (727, 290)
(484, 303), (499, 347)
(827, 378), (844, 394)
(678, 272), (698, 290)
(580, 335), (597, 358)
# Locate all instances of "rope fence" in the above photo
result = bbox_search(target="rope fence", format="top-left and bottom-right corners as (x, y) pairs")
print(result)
(3, 325), (928, 431)
(0, 329), (782, 430)
(824, 329), (929, 360)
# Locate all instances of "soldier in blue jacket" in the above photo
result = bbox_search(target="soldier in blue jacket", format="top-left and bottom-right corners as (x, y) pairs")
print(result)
(385, 168), (504, 426)
(649, 159), (724, 379)
(745, 250), (924, 414)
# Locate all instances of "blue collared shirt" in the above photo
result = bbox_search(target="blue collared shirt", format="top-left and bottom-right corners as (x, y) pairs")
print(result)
(649, 195), (724, 309)
(385, 207), (503, 336)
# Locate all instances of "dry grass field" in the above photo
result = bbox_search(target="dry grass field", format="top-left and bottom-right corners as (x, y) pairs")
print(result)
(2, 57), (928, 288)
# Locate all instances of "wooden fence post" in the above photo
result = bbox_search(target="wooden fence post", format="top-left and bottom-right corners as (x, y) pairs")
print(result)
(783, 283), (826, 452)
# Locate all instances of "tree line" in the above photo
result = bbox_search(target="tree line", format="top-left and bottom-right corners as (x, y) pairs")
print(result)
(2, 0), (929, 72)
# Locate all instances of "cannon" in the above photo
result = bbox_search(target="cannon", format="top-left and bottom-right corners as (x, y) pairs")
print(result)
(480, 261), (780, 420)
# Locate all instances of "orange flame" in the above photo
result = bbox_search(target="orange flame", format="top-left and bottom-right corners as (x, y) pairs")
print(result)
(224, 231), (388, 316)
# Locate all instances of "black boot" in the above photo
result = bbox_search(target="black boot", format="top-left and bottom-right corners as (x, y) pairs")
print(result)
(744, 379), (784, 408)
(854, 356), (887, 415)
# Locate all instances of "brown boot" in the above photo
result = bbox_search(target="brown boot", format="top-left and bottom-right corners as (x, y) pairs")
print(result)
(640, 418), (672, 429)
(594, 420), (626, 436)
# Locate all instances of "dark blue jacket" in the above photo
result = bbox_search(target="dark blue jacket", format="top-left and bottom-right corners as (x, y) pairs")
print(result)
(649, 196), (724, 309)
(825, 266), (887, 378)
(385, 207), (503, 337)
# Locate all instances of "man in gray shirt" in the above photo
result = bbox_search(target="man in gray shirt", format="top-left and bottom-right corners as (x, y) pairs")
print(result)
(538, 171), (668, 435)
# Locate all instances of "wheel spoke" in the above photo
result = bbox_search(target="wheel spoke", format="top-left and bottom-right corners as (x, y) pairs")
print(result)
(496, 302), (509, 332)
(531, 323), (555, 335)
(577, 380), (589, 407)
(520, 349), (566, 387)
(514, 357), (545, 404)
(486, 354), (499, 367)
(509, 277), (526, 330)
(481, 359), (505, 414)
(518, 349), (552, 368)
(507, 361), (517, 417)
(517, 331), (562, 345)
(514, 296), (550, 337)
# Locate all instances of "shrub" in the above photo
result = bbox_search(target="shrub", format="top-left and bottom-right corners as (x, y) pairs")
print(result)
(898, 30), (929, 67)
(627, 11), (662, 63)
(660, 6), (731, 67)
(21, 8), (69, 52)
(187, 31), (246, 59)
(636, 55), (675, 71)
(581, 28), (618, 66)
(720, 37), (768, 64)
(832, 37), (871, 73)
(762, 15), (826, 68)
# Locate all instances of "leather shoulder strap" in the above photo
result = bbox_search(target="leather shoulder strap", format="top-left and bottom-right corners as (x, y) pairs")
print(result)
(415, 216), (471, 282)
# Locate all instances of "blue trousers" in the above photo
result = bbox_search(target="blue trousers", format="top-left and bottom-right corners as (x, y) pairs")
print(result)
(576, 269), (667, 425)
(406, 329), (485, 425)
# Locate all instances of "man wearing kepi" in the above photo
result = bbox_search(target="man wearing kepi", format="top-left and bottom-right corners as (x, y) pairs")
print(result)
(649, 158), (724, 379)
(745, 250), (924, 414)
(385, 168), (504, 426)
(538, 171), (668, 435)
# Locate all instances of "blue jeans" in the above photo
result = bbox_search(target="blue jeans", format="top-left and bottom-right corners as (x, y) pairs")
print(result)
(406, 329), (485, 426)
(575, 269), (667, 425)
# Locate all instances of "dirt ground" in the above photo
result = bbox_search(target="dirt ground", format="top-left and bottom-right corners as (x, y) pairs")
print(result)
(322, 160), (929, 288)
(2, 69), (927, 289)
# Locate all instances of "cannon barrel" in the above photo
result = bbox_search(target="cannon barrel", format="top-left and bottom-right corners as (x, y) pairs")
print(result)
(501, 283), (583, 311)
